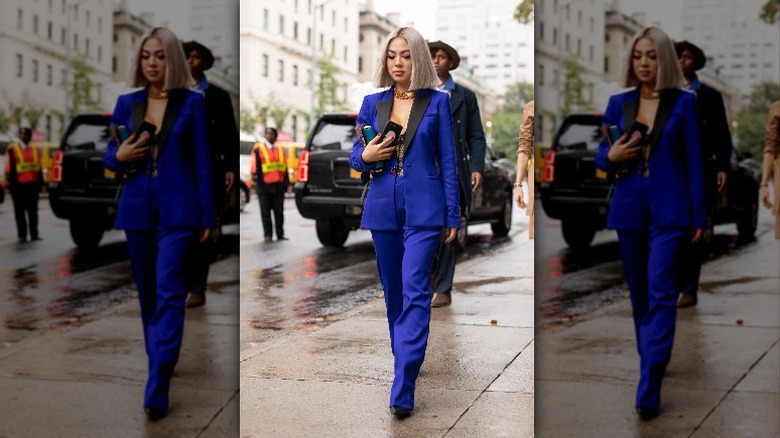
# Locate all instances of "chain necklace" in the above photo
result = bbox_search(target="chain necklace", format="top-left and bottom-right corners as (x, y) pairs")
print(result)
(149, 88), (168, 100)
(394, 88), (415, 100)
(640, 87), (660, 100)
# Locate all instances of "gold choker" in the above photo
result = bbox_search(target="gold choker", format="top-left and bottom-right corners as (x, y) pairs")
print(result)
(640, 88), (660, 100)
(149, 89), (168, 100)
(394, 88), (415, 100)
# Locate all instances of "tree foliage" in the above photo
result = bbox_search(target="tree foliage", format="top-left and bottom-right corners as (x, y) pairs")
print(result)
(239, 107), (257, 135)
(503, 81), (534, 111)
(736, 81), (780, 158)
(514, 0), (534, 24)
(760, 0), (779, 23)
(487, 81), (535, 161)
(315, 56), (348, 116)
(67, 55), (102, 117)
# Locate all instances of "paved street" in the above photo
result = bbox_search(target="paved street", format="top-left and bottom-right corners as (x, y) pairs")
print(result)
(240, 193), (535, 437)
(0, 196), (240, 437)
(536, 205), (779, 436)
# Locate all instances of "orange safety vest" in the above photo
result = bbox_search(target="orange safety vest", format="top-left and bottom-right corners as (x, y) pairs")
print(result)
(5, 143), (41, 184)
(251, 142), (286, 184)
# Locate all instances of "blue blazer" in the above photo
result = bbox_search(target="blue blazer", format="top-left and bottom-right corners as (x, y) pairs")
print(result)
(104, 88), (214, 230)
(350, 88), (460, 230)
(595, 88), (706, 230)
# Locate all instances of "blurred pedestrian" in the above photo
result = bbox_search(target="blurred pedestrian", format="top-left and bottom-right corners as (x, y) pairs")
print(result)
(595, 27), (705, 421)
(182, 40), (240, 308)
(762, 100), (779, 239)
(674, 40), (733, 308)
(4, 127), (43, 243)
(516, 100), (534, 238)
(428, 40), (487, 307)
(251, 127), (288, 241)
(350, 27), (459, 418)
(104, 27), (213, 420)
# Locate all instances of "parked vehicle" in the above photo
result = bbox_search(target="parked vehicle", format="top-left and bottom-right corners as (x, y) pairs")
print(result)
(50, 113), (243, 250)
(539, 113), (762, 250)
(294, 112), (515, 248)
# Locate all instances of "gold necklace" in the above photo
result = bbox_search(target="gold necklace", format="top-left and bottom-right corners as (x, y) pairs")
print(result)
(394, 88), (415, 100)
(149, 88), (168, 100)
(640, 88), (660, 100)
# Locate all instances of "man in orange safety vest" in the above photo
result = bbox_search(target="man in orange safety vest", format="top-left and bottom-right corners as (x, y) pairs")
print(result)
(4, 127), (43, 243)
(251, 127), (288, 242)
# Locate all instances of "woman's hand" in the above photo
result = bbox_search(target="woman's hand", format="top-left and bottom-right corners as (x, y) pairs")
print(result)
(607, 132), (642, 162)
(761, 185), (773, 209)
(198, 227), (211, 244)
(443, 227), (458, 244)
(361, 132), (396, 164)
(515, 185), (526, 209)
(115, 132), (151, 162)
(690, 227), (704, 244)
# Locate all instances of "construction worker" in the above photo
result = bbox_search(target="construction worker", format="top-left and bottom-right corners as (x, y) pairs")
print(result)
(4, 127), (43, 243)
(251, 127), (288, 241)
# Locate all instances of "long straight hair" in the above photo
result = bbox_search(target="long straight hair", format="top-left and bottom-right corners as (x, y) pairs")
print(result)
(373, 27), (439, 90)
(621, 27), (685, 90)
(128, 27), (192, 89)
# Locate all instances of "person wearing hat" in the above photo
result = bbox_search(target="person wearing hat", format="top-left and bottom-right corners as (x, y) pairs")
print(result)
(674, 40), (733, 308)
(428, 40), (487, 308)
(182, 40), (240, 308)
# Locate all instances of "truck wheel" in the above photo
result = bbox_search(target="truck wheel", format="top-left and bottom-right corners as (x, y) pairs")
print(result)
(239, 182), (250, 212)
(491, 196), (512, 237)
(561, 216), (595, 250)
(70, 220), (104, 251)
(736, 193), (758, 239)
(316, 219), (350, 247)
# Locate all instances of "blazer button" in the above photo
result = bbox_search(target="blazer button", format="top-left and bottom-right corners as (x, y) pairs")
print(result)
(406, 162), (411, 167)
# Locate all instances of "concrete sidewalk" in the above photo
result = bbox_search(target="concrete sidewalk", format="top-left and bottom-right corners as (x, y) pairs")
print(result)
(0, 256), (239, 437)
(537, 227), (780, 437)
(240, 232), (535, 437)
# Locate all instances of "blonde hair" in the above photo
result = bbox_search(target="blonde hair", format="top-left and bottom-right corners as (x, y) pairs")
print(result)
(621, 27), (685, 90)
(373, 27), (439, 90)
(128, 27), (192, 89)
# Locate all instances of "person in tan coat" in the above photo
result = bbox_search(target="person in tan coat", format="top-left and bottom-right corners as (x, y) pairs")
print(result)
(515, 100), (534, 238)
(761, 100), (779, 239)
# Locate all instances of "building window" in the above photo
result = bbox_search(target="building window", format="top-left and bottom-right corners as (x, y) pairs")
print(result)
(359, 33), (364, 42)
(565, 34), (570, 51)
(577, 38), (581, 56)
(262, 54), (268, 77)
(98, 16), (102, 32)
(604, 56), (609, 73)
(331, 39), (335, 56)
(49, 0), (53, 12)
(98, 45), (102, 63)
(343, 46), (347, 62)
(590, 17), (594, 33)
(540, 22), (544, 41)
(112, 56), (117, 73)
(589, 46), (593, 64)
(61, 28), (65, 44)
(358, 56), (363, 73)
(279, 15), (284, 35)
(278, 60), (284, 83)
(308, 0), (312, 14)
(33, 14), (39, 34)
(17, 9), (22, 31)
(293, 65), (299, 86)
(16, 54), (23, 78)
(292, 115), (298, 142)
(319, 34), (324, 50)
(48, 21), (53, 40)
(86, 10), (90, 26)
(294, 22), (298, 40)
(331, 11), (336, 26)
(307, 28), (311, 45)
(74, 33), (78, 52)
(553, 28), (558, 45)
(86, 39), (91, 57)
(577, 10), (582, 26)
(47, 64), (53, 86)
(46, 115), (52, 141)
(263, 9), (269, 31)
(33, 59), (39, 82)
(344, 17), (348, 32)
(539, 64), (544, 86)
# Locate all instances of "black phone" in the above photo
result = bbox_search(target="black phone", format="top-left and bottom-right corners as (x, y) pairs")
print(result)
(379, 120), (403, 148)
(136, 121), (157, 140)
(627, 121), (649, 145)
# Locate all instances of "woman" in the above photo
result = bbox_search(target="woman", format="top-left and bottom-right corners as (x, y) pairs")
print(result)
(104, 27), (213, 420)
(761, 100), (779, 239)
(595, 27), (705, 420)
(349, 27), (459, 418)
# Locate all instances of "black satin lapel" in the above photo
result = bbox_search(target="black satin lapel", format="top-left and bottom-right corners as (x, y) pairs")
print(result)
(402, 92), (432, 154)
(648, 89), (676, 157)
(376, 96), (391, 132)
(622, 99), (636, 134)
(130, 99), (145, 133)
(157, 89), (186, 155)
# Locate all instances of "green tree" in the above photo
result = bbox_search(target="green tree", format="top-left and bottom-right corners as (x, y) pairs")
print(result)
(514, 0), (534, 24)
(736, 81), (780, 158)
(562, 56), (592, 115)
(503, 81), (534, 111)
(760, 0), (779, 23)
(0, 108), (10, 135)
(315, 56), (348, 116)
(747, 82), (780, 112)
(239, 107), (257, 134)
(67, 55), (102, 117)
(489, 110), (523, 160)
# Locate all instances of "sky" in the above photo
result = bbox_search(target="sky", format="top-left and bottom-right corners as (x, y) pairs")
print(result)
(608, 0), (683, 38)
(371, 0), (439, 40)
(116, 0), (193, 39)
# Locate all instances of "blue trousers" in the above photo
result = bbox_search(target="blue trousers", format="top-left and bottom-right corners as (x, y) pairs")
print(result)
(371, 176), (442, 410)
(125, 227), (196, 410)
(617, 227), (687, 410)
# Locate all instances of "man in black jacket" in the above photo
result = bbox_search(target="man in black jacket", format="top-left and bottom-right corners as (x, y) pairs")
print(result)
(675, 40), (733, 308)
(428, 40), (487, 307)
(182, 40), (240, 308)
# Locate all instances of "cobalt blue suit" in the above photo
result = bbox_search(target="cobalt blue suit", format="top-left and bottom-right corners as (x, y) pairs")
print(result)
(596, 87), (706, 411)
(104, 87), (214, 412)
(350, 87), (459, 410)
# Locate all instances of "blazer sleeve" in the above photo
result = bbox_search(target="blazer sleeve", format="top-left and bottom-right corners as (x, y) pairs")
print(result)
(765, 101), (780, 157)
(517, 101), (534, 159)
(216, 89), (240, 174)
(103, 95), (130, 173)
(437, 94), (461, 228)
(464, 88), (487, 174)
(191, 93), (215, 228)
(683, 94), (707, 229)
(595, 96), (619, 172)
(350, 96), (374, 173)
(711, 90), (733, 173)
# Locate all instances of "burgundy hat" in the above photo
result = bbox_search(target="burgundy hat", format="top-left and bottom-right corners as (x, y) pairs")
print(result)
(427, 40), (461, 70)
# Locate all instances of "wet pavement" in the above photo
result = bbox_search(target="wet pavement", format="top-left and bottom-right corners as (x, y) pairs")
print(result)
(536, 206), (779, 436)
(0, 197), (240, 436)
(240, 193), (535, 436)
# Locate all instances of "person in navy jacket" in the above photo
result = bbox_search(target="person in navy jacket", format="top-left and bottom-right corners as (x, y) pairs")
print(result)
(595, 27), (706, 421)
(350, 27), (459, 418)
(104, 27), (213, 421)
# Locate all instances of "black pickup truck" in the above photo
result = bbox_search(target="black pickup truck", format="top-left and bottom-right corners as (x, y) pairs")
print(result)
(294, 112), (514, 248)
